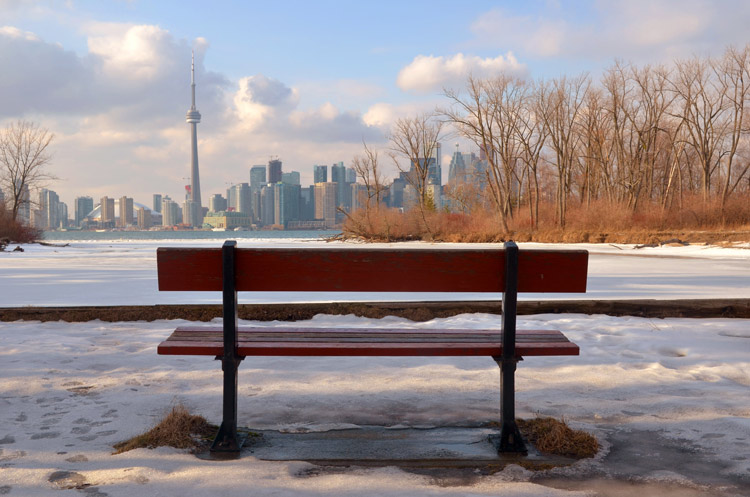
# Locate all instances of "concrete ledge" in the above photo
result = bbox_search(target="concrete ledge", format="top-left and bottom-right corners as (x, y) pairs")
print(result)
(1, 299), (749, 322)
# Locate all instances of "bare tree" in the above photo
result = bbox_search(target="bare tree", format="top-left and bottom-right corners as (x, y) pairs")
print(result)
(388, 113), (444, 231)
(0, 120), (55, 222)
(537, 74), (590, 227)
(442, 74), (527, 231)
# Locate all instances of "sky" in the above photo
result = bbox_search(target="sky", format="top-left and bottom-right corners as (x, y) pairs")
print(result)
(3, 0), (750, 208)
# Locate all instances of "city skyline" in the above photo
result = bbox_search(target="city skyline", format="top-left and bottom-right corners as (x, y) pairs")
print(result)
(2, 1), (750, 207)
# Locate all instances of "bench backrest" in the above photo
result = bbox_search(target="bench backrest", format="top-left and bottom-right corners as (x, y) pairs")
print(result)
(157, 245), (588, 293)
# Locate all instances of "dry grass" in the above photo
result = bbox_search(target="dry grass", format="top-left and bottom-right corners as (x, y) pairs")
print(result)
(113, 404), (217, 454)
(343, 195), (750, 244)
(518, 417), (599, 459)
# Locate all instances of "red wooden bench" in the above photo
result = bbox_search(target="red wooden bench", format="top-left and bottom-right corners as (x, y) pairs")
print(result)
(156, 241), (588, 456)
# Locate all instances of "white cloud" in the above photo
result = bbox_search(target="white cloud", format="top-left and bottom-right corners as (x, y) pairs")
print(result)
(470, 2), (750, 64)
(233, 74), (299, 130)
(397, 53), (525, 94)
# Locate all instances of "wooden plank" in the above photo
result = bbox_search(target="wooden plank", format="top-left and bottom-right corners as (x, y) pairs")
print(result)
(157, 247), (588, 293)
(157, 327), (580, 357)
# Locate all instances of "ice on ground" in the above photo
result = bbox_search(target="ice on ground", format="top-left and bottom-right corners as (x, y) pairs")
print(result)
(1, 313), (749, 496)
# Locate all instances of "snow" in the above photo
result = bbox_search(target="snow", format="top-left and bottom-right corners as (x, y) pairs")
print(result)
(1, 240), (749, 496)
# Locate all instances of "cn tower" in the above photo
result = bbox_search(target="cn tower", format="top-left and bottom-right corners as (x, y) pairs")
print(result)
(185, 51), (202, 226)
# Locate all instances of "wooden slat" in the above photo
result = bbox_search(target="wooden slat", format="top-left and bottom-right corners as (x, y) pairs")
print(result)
(157, 327), (580, 357)
(157, 247), (588, 293)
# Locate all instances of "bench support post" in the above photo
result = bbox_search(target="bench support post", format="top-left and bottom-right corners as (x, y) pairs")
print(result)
(495, 241), (527, 454)
(210, 240), (243, 455)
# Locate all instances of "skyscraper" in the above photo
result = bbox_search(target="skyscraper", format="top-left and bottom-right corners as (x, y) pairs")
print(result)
(152, 194), (162, 213)
(268, 159), (282, 183)
(313, 165), (327, 184)
(185, 51), (203, 227)
(250, 166), (266, 190)
(118, 196), (134, 227)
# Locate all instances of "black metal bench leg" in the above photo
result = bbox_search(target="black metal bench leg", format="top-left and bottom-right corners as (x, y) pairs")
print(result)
(495, 241), (527, 454)
(211, 240), (243, 455)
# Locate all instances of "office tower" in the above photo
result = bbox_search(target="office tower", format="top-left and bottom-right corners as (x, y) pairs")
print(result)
(137, 207), (153, 229)
(58, 202), (68, 228)
(314, 182), (337, 228)
(282, 171), (300, 185)
(346, 167), (357, 183)
(428, 142), (442, 185)
(388, 175), (407, 209)
(273, 182), (300, 227)
(313, 165), (327, 184)
(152, 194), (162, 213)
(118, 196), (134, 227)
(448, 143), (467, 184)
(185, 51), (203, 227)
(260, 185), (275, 226)
(39, 189), (59, 229)
(208, 193), (227, 213)
(268, 159), (282, 183)
(250, 166), (266, 190)
(100, 196), (115, 226)
(74, 196), (94, 227)
(331, 162), (345, 183)
(351, 183), (368, 212)
(299, 185), (315, 221)
(228, 183), (252, 216)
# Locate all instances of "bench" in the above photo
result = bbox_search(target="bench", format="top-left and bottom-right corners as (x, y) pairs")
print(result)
(156, 241), (588, 456)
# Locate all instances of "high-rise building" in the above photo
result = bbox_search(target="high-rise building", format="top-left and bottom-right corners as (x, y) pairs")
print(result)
(273, 182), (300, 227)
(351, 183), (368, 212)
(281, 171), (300, 185)
(313, 165), (327, 184)
(16, 182), (31, 225)
(185, 51), (203, 227)
(346, 167), (357, 183)
(208, 193), (227, 213)
(118, 196), (134, 227)
(58, 202), (68, 229)
(250, 166), (266, 191)
(448, 144), (467, 184)
(39, 189), (59, 229)
(100, 196), (115, 227)
(74, 196), (94, 227)
(331, 162), (345, 183)
(161, 196), (181, 226)
(152, 194), (162, 213)
(228, 183), (252, 216)
(137, 207), (153, 229)
(260, 185), (275, 226)
(314, 182), (337, 228)
(268, 159), (282, 183)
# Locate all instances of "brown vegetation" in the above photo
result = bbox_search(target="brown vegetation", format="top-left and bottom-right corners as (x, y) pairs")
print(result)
(343, 195), (750, 244)
(113, 404), (216, 454)
(517, 417), (599, 459)
(0, 201), (41, 245)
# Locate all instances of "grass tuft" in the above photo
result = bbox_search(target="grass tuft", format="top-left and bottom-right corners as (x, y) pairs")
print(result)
(518, 417), (599, 459)
(113, 404), (217, 454)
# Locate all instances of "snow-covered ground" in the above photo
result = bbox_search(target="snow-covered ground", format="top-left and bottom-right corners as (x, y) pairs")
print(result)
(1, 240), (749, 496)
(2, 239), (750, 305)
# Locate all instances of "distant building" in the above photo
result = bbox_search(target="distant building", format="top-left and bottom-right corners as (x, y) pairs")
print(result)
(39, 189), (60, 229)
(351, 183), (368, 212)
(208, 193), (227, 213)
(74, 196), (94, 227)
(202, 210), (252, 230)
(152, 194), (162, 213)
(260, 185), (275, 226)
(0, 187), (4, 206)
(161, 196), (181, 226)
(274, 182), (300, 227)
(15, 181), (31, 225)
(227, 183), (252, 217)
(313, 165), (327, 184)
(118, 196), (134, 227)
(314, 182), (337, 229)
(282, 171), (300, 185)
(100, 196), (115, 227)
(137, 207), (153, 229)
(250, 165), (266, 191)
(268, 159), (282, 183)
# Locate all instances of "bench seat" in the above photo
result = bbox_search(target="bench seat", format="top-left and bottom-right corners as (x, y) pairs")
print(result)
(158, 326), (579, 357)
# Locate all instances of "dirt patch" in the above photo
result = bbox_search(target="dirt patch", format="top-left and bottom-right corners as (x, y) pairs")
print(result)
(1, 299), (749, 322)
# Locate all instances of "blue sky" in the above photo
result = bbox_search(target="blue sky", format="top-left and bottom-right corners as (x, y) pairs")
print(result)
(2, 0), (749, 206)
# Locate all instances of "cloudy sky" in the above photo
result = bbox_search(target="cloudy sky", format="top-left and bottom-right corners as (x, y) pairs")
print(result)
(2, 0), (750, 207)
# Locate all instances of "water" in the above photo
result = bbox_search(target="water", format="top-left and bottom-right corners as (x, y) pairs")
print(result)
(42, 229), (341, 242)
